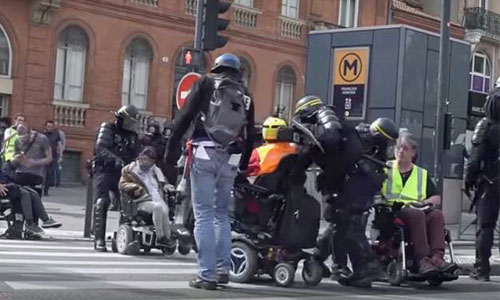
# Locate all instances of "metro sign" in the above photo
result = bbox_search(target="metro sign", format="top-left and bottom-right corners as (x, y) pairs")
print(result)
(176, 72), (202, 110)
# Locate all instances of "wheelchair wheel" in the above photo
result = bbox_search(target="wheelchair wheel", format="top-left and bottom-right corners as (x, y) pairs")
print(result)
(161, 245), (176, 256)
(230, 241), (258, 283)
(116, 225), (138, 255)
(301, 258), (322, 286)
(111, 237), (118, 253)
(143, 246), (151, 254)
(178, 243), (191, 255)
(274, 263), (295, 287)
(427, 278), (443, 287)
(387, 259), (403, 286)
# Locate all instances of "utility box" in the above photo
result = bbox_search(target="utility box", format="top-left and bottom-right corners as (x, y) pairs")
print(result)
(306, 25), (471, 224)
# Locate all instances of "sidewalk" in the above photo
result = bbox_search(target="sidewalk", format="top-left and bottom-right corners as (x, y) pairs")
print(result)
(1, 184), (499, 274)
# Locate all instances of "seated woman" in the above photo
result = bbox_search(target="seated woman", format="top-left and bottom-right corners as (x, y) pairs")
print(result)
(119, 147), (175, 248)
(381, 130), (457, 276)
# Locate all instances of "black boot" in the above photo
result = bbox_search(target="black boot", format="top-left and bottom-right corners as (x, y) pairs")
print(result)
(338, 261), (384, 288)
(93, 198), (108, 252)
(469, 266), (490, 282)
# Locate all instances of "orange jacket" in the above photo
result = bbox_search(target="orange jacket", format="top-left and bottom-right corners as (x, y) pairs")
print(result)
(247, 142), (298, 177)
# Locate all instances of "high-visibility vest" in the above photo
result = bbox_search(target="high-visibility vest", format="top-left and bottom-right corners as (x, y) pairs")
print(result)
(2, 128), (18, 162)
(381, 160), (427, 204)
(256, 142), (297, 176)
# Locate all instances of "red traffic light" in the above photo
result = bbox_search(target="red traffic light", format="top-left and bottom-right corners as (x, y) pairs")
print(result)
(184, 51), (193, 65)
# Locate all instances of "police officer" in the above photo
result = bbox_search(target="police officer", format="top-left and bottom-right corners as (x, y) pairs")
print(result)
(141, 118), (167, 168)
(465, 88), (500, 282)
(293, 95), (398, 288)
(92, 105), (140, 252)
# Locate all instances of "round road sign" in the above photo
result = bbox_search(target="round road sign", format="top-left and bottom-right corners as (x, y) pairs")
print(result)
(176, 72), (202, 110)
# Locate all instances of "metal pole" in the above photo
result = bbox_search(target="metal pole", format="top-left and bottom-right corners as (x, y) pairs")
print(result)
(434, 0), (451, 193)
(194, 0), (204, 51)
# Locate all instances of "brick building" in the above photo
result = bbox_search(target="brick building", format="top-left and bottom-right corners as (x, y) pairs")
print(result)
(0, 0), (464, 182)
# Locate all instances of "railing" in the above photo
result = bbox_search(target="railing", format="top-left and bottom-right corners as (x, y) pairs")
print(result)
(464, 7), (500, 37)
(132, 0), (158, 7)
(53, 101), (89, 128)
(279, 16), (306, 40)
(185, 0), (197, 15)
(309, 20), (344, 31)
(233, 4), (261, 29)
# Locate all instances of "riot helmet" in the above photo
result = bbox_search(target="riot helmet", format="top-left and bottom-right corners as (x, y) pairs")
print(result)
(485, 88), (500, 122)
(211, 53), (241, 73)
(146, 118), (160, 135)
(115, 105), (140, 132)
(369, 118), (399, 142)
(293, 95), (325, 123)
(262, 116), (287, 142)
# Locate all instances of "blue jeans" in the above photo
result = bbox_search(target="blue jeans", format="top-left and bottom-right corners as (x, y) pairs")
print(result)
(190, 147), (238, 282)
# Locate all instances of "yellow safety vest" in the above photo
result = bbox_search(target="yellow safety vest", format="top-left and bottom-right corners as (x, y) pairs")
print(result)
(2, 129), (18, 162)
(382, 160), (427, 204)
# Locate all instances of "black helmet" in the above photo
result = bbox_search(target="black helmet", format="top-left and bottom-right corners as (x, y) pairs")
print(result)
(485, 88), (500, 122)
(293, 95), (325, 121)
(146, 118), (160, 134)
(211, 53), (241, 73)
(115, 105), (140, 132)
(369, 117), (399, 141)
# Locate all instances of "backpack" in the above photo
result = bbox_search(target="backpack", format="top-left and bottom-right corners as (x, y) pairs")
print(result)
(202, 75), (250, 148)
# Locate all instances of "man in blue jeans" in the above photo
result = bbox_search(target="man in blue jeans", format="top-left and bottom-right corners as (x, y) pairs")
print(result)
(165, 53), (255, 290)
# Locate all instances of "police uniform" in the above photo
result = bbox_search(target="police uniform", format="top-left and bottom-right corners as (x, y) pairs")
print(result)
(465, 89), (500, 280)
(92, 106), (140, 252)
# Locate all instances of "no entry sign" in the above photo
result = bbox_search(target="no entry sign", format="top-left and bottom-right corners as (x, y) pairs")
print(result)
(176, 72), (202, 110)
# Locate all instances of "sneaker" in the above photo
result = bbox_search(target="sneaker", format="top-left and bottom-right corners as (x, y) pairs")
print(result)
(42, 217), (62, 229)
(189, 277), (217, 290)
(25, 223), (44, 234)
(431, 255), (458, 274)
(419, 257), (439, 277)
(217, 274), (229, 284)
(469, 268), (490, 282)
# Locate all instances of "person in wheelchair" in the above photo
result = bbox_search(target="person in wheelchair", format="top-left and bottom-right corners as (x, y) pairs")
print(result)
(119, 147), (176, 248)
(381, 130), (457, 277)
(247, 116), (297, 180)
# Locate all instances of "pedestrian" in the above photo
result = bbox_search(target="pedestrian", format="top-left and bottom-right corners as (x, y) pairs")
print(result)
(140, 118), (166, 169)
(464, 86), (500, 282)
(165, 53), (255, 290)
(92, 105), (140, 252)
(382, 130), (457, 276)
(1, 113), (26, 177)
(43, 120), (61, 196)
(55, 128), (66, 187)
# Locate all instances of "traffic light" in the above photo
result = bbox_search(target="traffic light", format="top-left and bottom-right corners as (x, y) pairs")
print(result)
(202, 0), (231, 51)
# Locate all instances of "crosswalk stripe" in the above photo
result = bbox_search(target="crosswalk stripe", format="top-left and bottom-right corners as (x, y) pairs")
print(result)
(0, 259), (197, 266)
(0, 244), (92, 251)
(0, 251), (162, 258)
(0, 267), (197, 274)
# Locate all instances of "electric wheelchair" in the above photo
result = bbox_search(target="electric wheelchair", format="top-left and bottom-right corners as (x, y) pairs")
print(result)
(111, 191), (194, 256)
(370, 202), (459, 287)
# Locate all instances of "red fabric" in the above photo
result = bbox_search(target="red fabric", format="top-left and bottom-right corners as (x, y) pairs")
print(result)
(247, 149), (261, 177)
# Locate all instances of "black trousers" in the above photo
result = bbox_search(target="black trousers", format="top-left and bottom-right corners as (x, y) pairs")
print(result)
(92, 168), (121, 240)
(475, 178), (500, 272)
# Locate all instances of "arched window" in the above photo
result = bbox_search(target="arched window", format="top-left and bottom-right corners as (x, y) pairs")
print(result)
(274, 66), (296, 119)
(0, 23), (11, 77)
(470, 52), (491, 94)
(54, 26), (89, 102)
(240, 57), (252, 88)
(122, 38), (153, 110)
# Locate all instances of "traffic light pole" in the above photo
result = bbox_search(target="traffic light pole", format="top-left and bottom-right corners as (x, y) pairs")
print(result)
(434, 0), (451, 194)
(194, 0), (204, 51)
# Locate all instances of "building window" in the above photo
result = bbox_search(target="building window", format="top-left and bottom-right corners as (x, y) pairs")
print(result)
(240, 57), (252, 88)
(0, 23), (12, 77)
(282, 0), (299, 19)
(339, 0), (359, 28)
(470, 52), (491, 93)
(274, 66), (296, 119)
(122, 38), (153, 110)
(54, 26), (89, 102)
(0, 94), (8, 117)
(235, 0), (253, 7)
